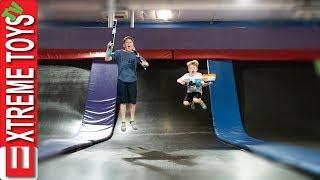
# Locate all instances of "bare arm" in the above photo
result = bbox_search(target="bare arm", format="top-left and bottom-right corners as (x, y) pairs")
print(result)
(105, 41), (113, 61)
(133, 49), (149, 68)
(177, 77), (186, 85)
(139, 56), (149, 68)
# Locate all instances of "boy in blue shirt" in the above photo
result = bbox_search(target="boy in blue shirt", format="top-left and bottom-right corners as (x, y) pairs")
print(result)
(105, 36), (149, 132)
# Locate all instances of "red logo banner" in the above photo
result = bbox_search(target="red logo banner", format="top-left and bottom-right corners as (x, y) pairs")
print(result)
(0, 0), (38, 179)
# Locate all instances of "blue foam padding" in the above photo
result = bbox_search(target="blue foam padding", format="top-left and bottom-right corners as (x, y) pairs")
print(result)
(82, 60), (117, 127)
(76, 60), (118, 142)
(39, 61), (118, 159)
(39, 139), (92, 160)
(249, 143), (320, 174)
(208, 60), (320, 175)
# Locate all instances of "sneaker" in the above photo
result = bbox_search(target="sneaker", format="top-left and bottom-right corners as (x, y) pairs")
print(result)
(190, 102), (195, 110)
(121, 122), (126, 132)
(200, 102), (207, 110)
(130, 121), (138, 130)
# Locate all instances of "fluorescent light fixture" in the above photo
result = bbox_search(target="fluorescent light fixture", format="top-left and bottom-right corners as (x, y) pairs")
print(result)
(156, 10), (172, 21)
(238, 0), (253, 6)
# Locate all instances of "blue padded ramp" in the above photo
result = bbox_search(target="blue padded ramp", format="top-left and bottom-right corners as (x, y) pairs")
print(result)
(39, 139), (92, 160)
(76, 60), (118, 142)
(207, 60), (262, 145)
(208, 60), (320, 175)
(248, 142), (320, 174)
(39, 61), (118, 160)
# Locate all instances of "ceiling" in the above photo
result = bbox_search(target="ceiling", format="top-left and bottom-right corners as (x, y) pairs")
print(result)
(39, 0), (320, 23)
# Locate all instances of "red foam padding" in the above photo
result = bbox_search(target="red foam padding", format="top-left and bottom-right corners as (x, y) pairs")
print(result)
(174, 49), (320, 61)
(39, 49), (320, 61)
(39, 49), (173, 60)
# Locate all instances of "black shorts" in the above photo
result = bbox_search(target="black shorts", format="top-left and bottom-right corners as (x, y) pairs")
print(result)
(184, 92), (202, 103)
(117, 80), (137, 104)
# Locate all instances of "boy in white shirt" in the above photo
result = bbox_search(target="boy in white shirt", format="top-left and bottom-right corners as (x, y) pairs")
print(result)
(177, 60), (211, 110)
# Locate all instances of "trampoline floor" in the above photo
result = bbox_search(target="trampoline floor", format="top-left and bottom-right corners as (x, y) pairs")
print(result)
(39, 123), (311, 180)
(38, 63), (90, 141)
(38, 61), (312, 180)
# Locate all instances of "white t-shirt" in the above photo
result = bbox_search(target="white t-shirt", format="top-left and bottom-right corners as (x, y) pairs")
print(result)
(179, 72), (203, 93)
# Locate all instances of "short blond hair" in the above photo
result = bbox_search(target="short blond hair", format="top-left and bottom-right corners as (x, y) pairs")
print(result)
(187, 60), (199, 67)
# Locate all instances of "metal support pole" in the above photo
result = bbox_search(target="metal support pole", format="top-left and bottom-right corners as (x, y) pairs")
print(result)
(130, 10), (135, 28)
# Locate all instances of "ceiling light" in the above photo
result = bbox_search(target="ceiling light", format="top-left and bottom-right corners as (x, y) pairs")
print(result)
(238, 0), (253, 5)
(156, 10), (172, 21)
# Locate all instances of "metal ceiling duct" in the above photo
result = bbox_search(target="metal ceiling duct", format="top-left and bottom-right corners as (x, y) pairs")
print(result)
(38, 0), (320, 22)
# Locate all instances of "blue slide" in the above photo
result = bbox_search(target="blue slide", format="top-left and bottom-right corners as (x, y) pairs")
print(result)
(39, 61), (118, 160)
(208, 60), (320, 175)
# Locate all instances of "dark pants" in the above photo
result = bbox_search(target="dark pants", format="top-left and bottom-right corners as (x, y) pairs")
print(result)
(184, 92), (202, 103)
(117, 80), (137, 104)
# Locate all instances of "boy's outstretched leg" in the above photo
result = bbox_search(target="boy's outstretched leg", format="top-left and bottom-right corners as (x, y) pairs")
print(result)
(190, 101), (195, 110)
(130, 103), (138, 130)
(183, 101), (190, 106)
(193, 98), (207, 110)
(183, 101), (195, 110)
(120, 104), (127, 131)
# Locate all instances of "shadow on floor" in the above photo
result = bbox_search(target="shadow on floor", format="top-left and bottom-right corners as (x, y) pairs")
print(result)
(122, 147), (198, 180)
